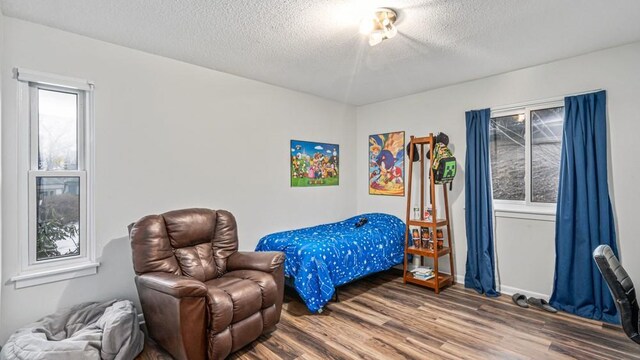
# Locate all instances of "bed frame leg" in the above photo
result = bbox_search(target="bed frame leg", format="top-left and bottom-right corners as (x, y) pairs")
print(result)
(333, 288), (340, 302)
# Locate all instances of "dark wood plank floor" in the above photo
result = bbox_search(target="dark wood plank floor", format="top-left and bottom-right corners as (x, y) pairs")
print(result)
(139, 271), (640, 359)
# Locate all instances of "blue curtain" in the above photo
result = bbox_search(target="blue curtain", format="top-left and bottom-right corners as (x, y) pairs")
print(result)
(550, 90), (619, 323)
(465, 109), (499, 297)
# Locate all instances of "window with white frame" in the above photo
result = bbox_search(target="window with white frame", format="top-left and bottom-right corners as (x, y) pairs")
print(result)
(12, 69), (97, 288)
(490, 102), (564, 206)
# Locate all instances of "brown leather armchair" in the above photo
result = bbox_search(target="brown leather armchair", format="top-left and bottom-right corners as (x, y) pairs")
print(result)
(129, 208), (285, 360)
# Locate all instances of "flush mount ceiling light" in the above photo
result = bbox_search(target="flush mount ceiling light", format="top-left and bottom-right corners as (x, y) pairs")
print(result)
(359, 8), (398, 47)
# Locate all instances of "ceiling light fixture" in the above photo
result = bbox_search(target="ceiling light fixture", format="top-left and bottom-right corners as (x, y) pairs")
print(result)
(359, 8), (398, 47)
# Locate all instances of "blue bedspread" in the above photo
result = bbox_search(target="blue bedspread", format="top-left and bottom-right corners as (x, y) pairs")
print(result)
(255, 213), (405, 312)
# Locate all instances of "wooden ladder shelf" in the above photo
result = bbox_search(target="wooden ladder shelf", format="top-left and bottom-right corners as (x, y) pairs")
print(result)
(403, 134), (455, 293)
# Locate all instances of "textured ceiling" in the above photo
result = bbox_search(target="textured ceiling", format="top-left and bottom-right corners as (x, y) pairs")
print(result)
(2, 1), (640, 105)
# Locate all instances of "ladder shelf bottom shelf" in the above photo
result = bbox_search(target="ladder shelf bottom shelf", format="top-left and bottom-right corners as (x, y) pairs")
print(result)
(404, 273), (454, 290)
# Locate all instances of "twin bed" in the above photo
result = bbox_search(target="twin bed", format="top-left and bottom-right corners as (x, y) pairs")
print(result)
(256, 213), (405, 312)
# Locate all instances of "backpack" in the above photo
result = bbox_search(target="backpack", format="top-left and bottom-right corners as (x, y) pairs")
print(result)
(431, 142), (457, 189)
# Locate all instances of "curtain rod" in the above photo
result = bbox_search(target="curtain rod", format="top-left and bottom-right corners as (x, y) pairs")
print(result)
(490, 88), (603, 113)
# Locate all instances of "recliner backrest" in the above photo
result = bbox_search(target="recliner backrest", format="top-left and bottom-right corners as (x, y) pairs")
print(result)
(130, 208), (239, 282)
(593, 244), (640, 344)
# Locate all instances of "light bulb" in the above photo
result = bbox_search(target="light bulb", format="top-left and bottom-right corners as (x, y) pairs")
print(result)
(369, 31), (383, 46)
(384, 23), (397, 39)
(359, 18), (375, 34)
(361, 8), (398, 46)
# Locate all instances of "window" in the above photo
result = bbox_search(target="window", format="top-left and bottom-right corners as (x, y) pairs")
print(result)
(12, 69), (97, 288)
(31, 87), (85, 262)
(489, 114), (526, 201)
(490, 101), (564, 206)
(530, 107), (563, 203)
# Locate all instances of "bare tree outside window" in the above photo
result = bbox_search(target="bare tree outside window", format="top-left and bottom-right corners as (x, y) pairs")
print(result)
(38, 89), (78, 170)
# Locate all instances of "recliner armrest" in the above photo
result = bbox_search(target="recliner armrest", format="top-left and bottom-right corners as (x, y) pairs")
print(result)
(227, 251), (285, 273)
(136, 272), (207, 298)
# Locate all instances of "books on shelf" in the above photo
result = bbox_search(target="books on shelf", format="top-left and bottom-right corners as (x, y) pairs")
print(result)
(410, 266), (435, 281)
(411, 266), (432, 274)
(414, 273), (435, 281)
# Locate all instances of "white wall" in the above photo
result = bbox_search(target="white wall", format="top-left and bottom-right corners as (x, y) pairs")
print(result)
(357, 41), (640, 298)
(494, 213), (556, 298)
(0, 18), (356, 341)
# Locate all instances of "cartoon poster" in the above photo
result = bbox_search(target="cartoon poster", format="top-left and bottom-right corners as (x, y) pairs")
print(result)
(369, 131), (405, 196)
(290, 140), (339, 187)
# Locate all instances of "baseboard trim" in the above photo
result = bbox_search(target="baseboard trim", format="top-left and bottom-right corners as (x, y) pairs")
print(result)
(455, 274), (550, 299)
(394, 269), (550, 300)
(498, 284), (550, 300)
(455, 274), (464, 285)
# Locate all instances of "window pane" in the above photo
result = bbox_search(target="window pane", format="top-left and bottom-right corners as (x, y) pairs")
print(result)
(36, 177), (80, 260)
(531, 107), (564, 203)
(490, 114), (525, 201)
(38, 89), (78, 170)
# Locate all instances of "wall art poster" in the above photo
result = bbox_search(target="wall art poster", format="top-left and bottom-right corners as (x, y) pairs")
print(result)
(369, 131), (405, 196)
(291, 140), (339, 187)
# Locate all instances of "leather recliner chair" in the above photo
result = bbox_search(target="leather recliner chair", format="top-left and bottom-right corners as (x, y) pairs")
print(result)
(593, 244), (639, 345)
(129, 208), (285, 359)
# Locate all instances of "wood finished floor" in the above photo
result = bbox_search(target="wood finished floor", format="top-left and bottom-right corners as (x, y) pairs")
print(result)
(140, 270), (640, 360)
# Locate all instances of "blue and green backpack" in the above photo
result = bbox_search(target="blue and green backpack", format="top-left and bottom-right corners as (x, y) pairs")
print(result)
(432, 142), (457, 188)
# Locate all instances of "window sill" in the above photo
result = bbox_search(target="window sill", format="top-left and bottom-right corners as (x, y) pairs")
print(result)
(494, 203), (556, 222)
(10, 261), (100, 289)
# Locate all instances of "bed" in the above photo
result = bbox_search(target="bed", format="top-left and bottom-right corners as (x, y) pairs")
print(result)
(255, 213), (405, 313)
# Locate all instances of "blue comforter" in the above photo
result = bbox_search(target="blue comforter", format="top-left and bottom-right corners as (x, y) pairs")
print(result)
(255, 213), (405, 312)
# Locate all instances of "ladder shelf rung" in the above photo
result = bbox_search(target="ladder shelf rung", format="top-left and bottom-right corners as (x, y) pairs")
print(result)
(406, 246), (451, 257)
(410, 136), (433, 144)
(407, 219), (448, 228)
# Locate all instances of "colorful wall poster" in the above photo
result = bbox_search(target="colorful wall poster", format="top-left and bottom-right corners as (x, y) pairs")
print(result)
(369, 131), (405, 196)
(290, 140), (339, 187)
